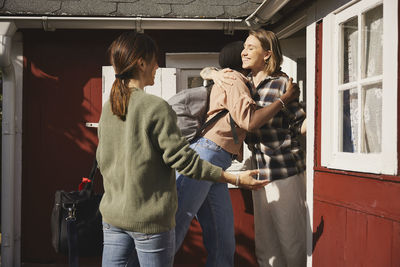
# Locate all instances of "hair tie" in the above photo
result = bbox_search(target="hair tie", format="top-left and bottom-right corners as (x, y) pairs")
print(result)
(115, 73), (129, 79)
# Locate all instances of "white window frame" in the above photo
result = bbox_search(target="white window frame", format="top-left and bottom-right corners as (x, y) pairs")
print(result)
(165, 52), (219, 91)
(321, 0), (398, 174)
(177, 69), (204, 91)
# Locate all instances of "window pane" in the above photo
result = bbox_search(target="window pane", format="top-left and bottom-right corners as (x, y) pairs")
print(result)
(363, 5), (383, 78)
(342, 17), (358, 84)
(362, 83), (382, 153)
(187, 76), (203, 88)
(340, 88), (358, 152)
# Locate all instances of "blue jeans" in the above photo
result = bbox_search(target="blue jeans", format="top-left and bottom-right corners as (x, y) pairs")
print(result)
(102, 222), (175, 267)
(175, 137), (235, 267)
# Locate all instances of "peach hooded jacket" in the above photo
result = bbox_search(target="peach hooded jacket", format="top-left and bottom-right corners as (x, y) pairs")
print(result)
(202, 71), (256, 162)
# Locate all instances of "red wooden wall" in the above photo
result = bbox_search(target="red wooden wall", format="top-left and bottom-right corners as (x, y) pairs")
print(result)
(22, 29), (107, 266)
(21, 29), (258, 266)
(312, 17), (400, 266)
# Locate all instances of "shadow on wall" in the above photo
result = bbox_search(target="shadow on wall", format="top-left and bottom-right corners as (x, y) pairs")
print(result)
(21, 29), (115, 265)
(240, 188), (254, 215)
(312, 216), (324, 253)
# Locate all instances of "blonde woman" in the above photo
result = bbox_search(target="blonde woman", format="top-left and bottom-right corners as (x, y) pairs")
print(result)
(175, 40), (301, 267)
(207, 29), (307, 267)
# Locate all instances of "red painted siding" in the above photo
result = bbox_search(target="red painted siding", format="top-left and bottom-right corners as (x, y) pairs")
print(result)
(313, 200), (346, 267)
(231, 189), (257, 267)
(392, 222), (400, 266)
(314, 196), (400, 267)
(314, 171), (400, 221)
(344, 210), (367, 267)
(364, 216), (392, 267)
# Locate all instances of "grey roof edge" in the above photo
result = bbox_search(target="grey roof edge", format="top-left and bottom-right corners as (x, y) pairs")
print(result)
(0, 0), (260, 19)
(0, 11), (248, 20)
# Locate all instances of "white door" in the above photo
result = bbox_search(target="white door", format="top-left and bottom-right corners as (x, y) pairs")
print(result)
(102, 66), (178, 103)
(84, 66), (178, 128)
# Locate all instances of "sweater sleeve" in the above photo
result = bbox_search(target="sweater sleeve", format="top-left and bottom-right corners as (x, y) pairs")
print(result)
(148, 98), (222, 182)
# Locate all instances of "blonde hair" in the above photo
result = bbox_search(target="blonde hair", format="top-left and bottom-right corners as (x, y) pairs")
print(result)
(248, 29), (283, 76)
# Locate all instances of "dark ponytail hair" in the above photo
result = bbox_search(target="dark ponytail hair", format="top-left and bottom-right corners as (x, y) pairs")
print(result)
(108, 31), (158, 120)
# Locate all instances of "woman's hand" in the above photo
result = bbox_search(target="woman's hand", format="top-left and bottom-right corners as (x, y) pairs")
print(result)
(211, 68), (237, 87)
(220, 170), (269, 190)
(237, 170), (269, 190)
(200, 67), (238, 87)
(281, 78), (300, 105)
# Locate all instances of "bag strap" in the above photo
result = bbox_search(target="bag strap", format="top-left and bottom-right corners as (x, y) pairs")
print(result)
(198, 109), (239, 144)
(229, 114), (239, 144)
(66, 212), (79, 267)
(198, 109), (228, 134)
(82, 158), (98, 192)
(89, 158), (98, 181)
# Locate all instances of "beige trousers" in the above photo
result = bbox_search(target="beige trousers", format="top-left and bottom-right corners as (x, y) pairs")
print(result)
(252, 172), (307, 267)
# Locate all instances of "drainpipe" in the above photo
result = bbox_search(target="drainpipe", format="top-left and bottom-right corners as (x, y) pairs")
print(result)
(0, 21), (17, 267)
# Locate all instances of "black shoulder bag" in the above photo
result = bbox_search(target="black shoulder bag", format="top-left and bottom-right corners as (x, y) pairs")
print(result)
(51, 159), (103, 266)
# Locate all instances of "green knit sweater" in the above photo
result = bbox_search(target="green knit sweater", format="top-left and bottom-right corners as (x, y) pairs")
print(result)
(96, 88), (222, 234)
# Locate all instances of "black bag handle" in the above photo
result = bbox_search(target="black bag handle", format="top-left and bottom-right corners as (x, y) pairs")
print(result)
(88, 158), (98, 181)
(67, 157), (99, 266)
(82, 158), (98, 193)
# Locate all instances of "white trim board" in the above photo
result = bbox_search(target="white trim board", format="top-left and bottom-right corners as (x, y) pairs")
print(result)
(306, 22), (316, 267)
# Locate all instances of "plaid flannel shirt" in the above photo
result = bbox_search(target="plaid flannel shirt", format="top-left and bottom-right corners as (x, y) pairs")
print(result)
(246, 75), (306, 181)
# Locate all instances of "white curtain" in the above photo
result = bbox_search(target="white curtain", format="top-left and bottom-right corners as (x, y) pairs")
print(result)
(364, 85), (382, 153)
(363, 5), (383, 153)
(364, 5), (383, 78)
(342, 18), (359, 152)
(343, 18), (358, 84)
(349, 89), (359, 152)
(341, 5), (383, 153)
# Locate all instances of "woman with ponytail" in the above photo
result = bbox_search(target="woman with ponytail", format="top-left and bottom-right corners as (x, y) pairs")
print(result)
(96, 31), (268, 267)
